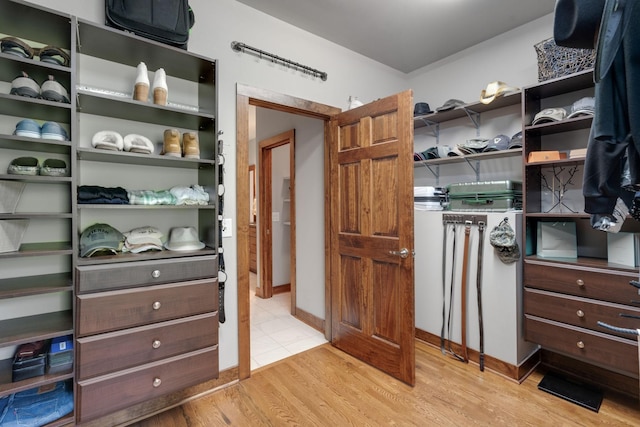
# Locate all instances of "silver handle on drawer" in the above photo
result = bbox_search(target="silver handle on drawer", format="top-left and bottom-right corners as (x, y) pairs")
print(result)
(152, 270), (161, 278)
(576, 279), (584, 287)
(152, 340), (161, 349)
(153, 377), (162, 388)
(576, 310), (585, 318)
(576, 341), (585, 349)
(152, 301), (161, 310)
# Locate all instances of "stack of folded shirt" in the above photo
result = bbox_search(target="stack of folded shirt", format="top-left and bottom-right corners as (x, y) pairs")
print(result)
(78, 185), (129, 204)
(128, 189), (176, 205)
(170, 184), (210, 205)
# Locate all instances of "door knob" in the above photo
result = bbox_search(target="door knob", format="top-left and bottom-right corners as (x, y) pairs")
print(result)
(389, 248), (410, 258)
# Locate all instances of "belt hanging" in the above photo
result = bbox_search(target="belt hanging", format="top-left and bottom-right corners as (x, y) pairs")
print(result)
(460, 220), (472, 363)
(476, 220), (486, 371)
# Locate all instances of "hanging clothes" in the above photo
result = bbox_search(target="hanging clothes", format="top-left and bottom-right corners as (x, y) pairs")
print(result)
(583, 0), (640, 221)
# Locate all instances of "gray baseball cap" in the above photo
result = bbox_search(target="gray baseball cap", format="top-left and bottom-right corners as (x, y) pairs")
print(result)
(80, 223), (123, 257)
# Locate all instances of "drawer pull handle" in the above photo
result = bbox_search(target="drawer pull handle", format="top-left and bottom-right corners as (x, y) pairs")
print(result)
(152, 270), (161, 278)
(152, 301), (162, 310)
(576, 310), (585, 318)
(152, 340), (161, 349)
(576, 279), (584, 287)
(153, 377), (162, 388)
(577, 341), (585, 349)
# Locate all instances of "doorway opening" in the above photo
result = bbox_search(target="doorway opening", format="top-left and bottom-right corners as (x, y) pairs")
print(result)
(236, 85), (340, 379)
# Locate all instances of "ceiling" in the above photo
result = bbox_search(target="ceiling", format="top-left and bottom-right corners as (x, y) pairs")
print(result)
(236, 0), (556, 73)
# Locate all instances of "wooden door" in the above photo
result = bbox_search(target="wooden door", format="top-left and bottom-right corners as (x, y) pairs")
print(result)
(329, 90), (415, 385)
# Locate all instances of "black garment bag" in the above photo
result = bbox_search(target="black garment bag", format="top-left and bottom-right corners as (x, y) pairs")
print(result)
(106, 0), (195, 50)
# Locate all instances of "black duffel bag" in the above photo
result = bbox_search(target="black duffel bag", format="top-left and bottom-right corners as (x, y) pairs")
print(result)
(105, 0), (195, 50)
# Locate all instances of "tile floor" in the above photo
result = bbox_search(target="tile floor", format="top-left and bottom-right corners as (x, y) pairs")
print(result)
(250, 273), (327, 370)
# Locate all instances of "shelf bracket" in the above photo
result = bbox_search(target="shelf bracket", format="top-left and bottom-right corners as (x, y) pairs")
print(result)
(417, 162), (440, 185)
(416, 118), (440, 141)
(462, 108), (481, 136)
(459, 158), (481, 181)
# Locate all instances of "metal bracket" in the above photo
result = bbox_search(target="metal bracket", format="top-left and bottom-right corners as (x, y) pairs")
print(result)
(442, 214), (488, 226)
(462, 108), (481, 136)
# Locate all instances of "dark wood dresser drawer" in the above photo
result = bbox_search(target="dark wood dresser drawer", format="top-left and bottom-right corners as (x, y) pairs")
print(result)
(76, 346), (219, 423)
(524, 260), (640, 306)
(525, 315), (638, 378)
(76, 255), (218, 293)
(76, 312), (218, 380)
(77, 279), (218, 336)
(525, 288), (640, 339)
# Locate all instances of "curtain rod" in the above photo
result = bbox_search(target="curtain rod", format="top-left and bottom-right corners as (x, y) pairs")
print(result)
(231, 41), (328, 81)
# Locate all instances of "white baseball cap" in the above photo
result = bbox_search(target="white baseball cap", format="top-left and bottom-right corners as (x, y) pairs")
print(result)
(532, 107), (567, 125)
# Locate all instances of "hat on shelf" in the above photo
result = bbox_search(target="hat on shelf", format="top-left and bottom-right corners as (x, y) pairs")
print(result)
(532, 107), (567, 125)
(164, 226), (205, 251)
(553, 0), (605, 49)
(79, 223), (124, 257)
(489, 218), (520, 264)
(123, 134), (155, 154)
(123, 225), (164, 253)
(482, 134), (510, 152)
(479, 81), (519, 104)
(436, 99), (465, 112)
(566, 97), (595, 119)
(413, 102), (433, 116)
(457, 138), (489, 155)
(508, 131), (523, 149)
(422, 145), (451, 159)
(92, 130), (124, 151)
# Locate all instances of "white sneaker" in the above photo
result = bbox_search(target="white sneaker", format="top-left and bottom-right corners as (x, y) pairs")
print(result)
(133, 62), (149, 102)
(152, 68), (168, 106)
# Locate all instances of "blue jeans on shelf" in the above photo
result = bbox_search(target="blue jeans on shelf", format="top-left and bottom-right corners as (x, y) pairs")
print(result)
(0, 381), (73, 427)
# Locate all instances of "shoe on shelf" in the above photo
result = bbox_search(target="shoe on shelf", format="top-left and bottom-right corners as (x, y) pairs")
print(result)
(40, 75), (70, 103)
(40, 159), (68, 177)
(7, 156), (39, 175)
(13, 119), (42, 139)
(133, 62), (150, 102)
(10, 72), (40, 99)
(152, 68), (168, 106)
(162, 129), (181, 157)
(92, 130), (124, 151)
(123, 134), (154, 154)
(182, 132), (200, 159)
(40, 121), (69, 141)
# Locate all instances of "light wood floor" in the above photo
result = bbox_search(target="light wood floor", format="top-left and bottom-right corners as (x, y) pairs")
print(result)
(133, 340), (640, 426)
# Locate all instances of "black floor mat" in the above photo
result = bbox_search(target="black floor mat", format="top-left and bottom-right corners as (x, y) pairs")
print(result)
(537, 372), (604, 412)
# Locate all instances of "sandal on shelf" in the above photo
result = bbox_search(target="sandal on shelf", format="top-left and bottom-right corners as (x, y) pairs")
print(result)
(1, 36), (70, 66)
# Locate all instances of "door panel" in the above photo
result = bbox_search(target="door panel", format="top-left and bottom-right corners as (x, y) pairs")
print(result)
(329, 90), (415, 385)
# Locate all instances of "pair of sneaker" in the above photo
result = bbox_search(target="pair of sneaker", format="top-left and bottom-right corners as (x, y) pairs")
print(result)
(133, 62), (168, 106)
(162, 129), (200, 159)
(11, 72), (70, 103)
(14, 119), (68, 141)
(7, 157), (68, 177)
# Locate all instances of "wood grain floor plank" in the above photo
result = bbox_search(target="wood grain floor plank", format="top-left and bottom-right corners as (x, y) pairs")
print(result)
(132, 341), (640, 426)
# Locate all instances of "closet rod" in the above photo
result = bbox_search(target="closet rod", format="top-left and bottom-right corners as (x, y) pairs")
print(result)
(231, 41), (328, 81)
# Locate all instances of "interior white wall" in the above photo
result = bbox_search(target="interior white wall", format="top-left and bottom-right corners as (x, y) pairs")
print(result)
(408, 14), (554, 110)
(269, 143), (291, 287)
(22, 0), (557, 371)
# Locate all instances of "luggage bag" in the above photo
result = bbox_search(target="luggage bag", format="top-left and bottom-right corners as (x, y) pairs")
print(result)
(105, 0), (195, 50)
(447, 180), (522, 212)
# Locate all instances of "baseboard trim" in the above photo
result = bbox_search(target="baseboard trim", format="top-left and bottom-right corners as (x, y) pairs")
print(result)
(273, 283), (291, 295)
(415, 328), (539, 383)
(294, 306), (325, 332)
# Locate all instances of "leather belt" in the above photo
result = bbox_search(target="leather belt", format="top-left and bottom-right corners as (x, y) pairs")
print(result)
(460, 220), (472, 363)
(476, 220), (486, 371)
